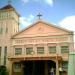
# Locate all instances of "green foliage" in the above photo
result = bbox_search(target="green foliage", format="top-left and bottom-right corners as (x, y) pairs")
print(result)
(0, 65), (9, 75)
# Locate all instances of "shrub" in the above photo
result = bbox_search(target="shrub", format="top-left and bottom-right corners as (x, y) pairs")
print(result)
(0, 65), (8, 75)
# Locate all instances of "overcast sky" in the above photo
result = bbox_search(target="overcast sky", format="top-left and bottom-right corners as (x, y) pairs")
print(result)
(0, 0), (75, 45)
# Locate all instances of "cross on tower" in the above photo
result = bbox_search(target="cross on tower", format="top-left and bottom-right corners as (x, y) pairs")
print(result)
(37, 13), (42, 20)
(8, 0), (11, 4)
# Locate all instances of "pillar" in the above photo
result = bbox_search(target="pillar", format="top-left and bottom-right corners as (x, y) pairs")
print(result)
(56, 59), (59, 75)
(32, 61), (35, 75)
(21, 63), (24, 75)
(45, 61), (48, 75)
(44, 44), (48, 56)
(8, 60), (13, 75)
(57, 43), (61, 55)
(68, 52), (75, 75)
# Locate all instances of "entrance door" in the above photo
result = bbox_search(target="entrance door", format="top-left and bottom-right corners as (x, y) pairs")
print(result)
(34, 61), (45, 75)
(22, 60), (56, 75)
(23, 61), (33, 75)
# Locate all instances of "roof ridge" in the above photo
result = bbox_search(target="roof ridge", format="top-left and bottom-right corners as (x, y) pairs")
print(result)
(0, 4), (14, 10)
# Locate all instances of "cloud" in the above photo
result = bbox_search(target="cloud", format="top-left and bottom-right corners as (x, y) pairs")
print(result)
(19, 14), (34, 29)
(59, 16), (75, 47)
(21, 0), (29, 3)
(59, 16), (75, 31)
(21, 0), (38, 4)
(27, 14), (34, 21)
(21, 0), (54, 6)
(44, 0), (54, 7)
(20, 17), (30, 28)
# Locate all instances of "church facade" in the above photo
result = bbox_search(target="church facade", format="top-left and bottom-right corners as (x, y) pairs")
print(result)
(0, 4), (74, 75)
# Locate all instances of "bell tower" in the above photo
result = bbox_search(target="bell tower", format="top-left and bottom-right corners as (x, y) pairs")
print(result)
(0, 4), (20, 36)
(0, 4), (20, 65)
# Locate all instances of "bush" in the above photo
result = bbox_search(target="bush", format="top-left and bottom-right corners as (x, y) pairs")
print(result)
(0, 65), (8, 75)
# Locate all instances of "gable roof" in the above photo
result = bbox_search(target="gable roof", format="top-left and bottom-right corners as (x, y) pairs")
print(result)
(0, 4), (20, 16)
(12, 20), (73, 38)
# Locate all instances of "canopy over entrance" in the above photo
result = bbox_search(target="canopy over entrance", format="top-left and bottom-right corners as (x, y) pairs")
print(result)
(9, 56), (62, 75)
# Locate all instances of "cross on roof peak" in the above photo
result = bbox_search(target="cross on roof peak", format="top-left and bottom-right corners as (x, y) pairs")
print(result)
(37, 13), (42, 20)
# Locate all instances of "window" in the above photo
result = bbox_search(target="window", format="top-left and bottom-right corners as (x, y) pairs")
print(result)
(62, 61), (68, 71)
(4, 46), (7, 65)
(0, 47), (1, 56)
(5, 27), (8, 33)
(15, 48), (22, 55)
(61, 46), (69, 53)
(0, 12), (10, 20)
(13, 62), (21, 72)
(0, 47), (2, 64)
(0, 13), (2, 19)
(26, 47), (33, 55)
(0, 27), (3, 34)
(37, 47), (44, 54)
(3, 13), (7, 19)
(48, 46), (56, 54)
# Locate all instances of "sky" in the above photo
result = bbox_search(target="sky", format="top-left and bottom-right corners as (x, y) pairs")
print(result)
(0, 0), (75, 44)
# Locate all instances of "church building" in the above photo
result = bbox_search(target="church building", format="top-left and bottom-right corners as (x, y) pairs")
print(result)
(0, 4), (74, 75)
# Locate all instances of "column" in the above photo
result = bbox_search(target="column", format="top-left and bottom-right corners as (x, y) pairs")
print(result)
(33, 44), (37, 56)
(68, 52), (75, 75)
(1, 46), (4, 65)
(69, 42), (74, 52)
(8, 60), (13, 75)
(32, 61), (35, 75)
(44, 44), (48, 56)
(22, 45), (25, 55)
(57, 43), (61, 55)
(56, 59), (59, 75)
(21, 63), (24, 75)
(45, 61), (48, 75)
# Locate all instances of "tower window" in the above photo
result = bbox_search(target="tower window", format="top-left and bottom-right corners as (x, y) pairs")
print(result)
(0, 27), (3, 34)
(6, 27), (8, 33)
(0, 47), (2, 57)
(0, 47), (2, 64)
(4, 46), (7, 65)
(0, 47), (1, 55)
